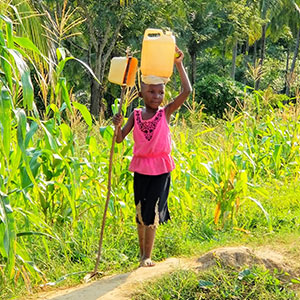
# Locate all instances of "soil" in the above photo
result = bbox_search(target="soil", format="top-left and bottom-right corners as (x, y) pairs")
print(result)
(33, 244), (300, 300)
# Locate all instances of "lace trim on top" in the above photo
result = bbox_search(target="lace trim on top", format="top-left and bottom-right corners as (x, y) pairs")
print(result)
(136, 109), (163, 141)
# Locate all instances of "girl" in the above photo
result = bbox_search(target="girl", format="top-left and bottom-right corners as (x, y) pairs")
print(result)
(113, 46), (192, 267)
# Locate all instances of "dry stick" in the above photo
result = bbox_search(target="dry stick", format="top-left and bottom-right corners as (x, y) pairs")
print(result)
(93, 85), (126, 275)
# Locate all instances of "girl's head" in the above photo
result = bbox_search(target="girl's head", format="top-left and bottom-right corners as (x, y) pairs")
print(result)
(140, 82), (165, 109)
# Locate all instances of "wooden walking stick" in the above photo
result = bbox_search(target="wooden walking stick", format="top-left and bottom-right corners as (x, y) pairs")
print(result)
(85, 49), (138, 282)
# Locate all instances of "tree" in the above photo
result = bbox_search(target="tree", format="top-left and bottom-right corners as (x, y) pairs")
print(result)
(180, 0), (225, 86)
(280, 0), (300, 95)
(253, 0), (282, 90)
(64, 0), (190, 117)
(225, 0), (259, 80)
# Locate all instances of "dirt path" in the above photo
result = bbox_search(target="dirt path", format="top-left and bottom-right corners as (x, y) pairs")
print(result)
(35, 245), (300, 300)
(36, 257), (197, 300)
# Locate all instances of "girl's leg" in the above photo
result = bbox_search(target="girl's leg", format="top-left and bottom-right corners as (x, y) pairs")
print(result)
(137, 223), (145, 259)
(140, 226), (156, 267)
(144, 226), (156, 259)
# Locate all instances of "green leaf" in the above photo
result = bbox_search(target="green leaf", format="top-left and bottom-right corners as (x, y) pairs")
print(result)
(56, 47), (66, 61)
(57, 77), (72, 113)
(56, 57), (73, 78)
(6, 48), (34, 109)
(0, 223), (7, 258)
(108, 198), (115, 215)
(111, 98), (119, 115)
(291, 278), (300, 284)
(42, 271), (88, 287)
(0, 194), (16, 279)
(59, 123), (72, 143)
(3, 15), (13, 48)
(238, 269), (251, 280)
(25, 121), (38, 148)
(13, 36), (42, 56)
(8, 5), (23, 30)
(248, 197), (270, 223)
(0, 87), (12, 157)
(21, 70), (34, 110)
(73, 101), (92, 128)
(54, 49), (100, 84)
(0, 31), (13, 91)
(201, 162), (220, 184)
(100, 126), (114, 144)
(199, 280), (214, 288)
(73, 57), (101, 85)
(14, 108), (27, 153)
(17, 231), (58, 241)
(40, 123), (58, 151)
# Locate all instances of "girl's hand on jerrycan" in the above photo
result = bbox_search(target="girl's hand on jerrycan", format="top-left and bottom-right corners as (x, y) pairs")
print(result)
(174, 46), (184, 63)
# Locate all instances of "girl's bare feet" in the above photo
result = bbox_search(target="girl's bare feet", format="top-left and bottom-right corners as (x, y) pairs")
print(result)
(140, 258), (156, 267)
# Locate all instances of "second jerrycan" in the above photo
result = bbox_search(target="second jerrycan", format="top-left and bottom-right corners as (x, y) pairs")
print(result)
(141, 28), (176, 78)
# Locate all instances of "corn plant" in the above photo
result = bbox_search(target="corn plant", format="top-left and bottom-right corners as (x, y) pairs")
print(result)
(197, 117), (251, 227)
(0, 6), (99, 289)
(0, 10), (48, 284)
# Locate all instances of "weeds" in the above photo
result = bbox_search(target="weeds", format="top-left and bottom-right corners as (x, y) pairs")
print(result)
(132, 266), (298, 300)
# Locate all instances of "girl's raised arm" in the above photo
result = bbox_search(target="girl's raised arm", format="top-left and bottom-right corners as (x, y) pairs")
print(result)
(165, 47), (192, 122)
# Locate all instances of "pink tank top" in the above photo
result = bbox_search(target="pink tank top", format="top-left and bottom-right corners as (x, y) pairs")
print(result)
(129, 108), (175, 175)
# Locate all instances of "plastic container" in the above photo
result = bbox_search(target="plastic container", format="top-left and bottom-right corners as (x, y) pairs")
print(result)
(141, 28), (176, 78)
(108, 57), (138, 86)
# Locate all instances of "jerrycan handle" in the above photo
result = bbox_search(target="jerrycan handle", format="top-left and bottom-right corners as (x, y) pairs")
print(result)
(144, 28), (163, 39)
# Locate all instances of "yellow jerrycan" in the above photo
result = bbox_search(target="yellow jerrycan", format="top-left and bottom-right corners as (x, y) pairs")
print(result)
(108, 57), (138, 86)
(141, 28), (176, 78)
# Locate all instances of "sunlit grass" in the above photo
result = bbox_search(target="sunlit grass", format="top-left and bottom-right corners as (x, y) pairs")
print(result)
(132, 266), (299, 300)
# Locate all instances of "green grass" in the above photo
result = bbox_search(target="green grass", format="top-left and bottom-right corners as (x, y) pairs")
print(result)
(2, 129), (300, 299)
(132, 266), (299, 300)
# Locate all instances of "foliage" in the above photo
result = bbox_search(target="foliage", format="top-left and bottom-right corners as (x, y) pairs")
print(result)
(193, 74), (245, 117)
(0, 4), (99, 292)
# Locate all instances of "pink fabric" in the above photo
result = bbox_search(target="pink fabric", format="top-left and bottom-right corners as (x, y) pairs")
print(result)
(129, 108), (175, 175)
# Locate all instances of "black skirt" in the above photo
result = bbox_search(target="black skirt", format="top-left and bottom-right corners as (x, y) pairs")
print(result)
(133, 172), (171, 227)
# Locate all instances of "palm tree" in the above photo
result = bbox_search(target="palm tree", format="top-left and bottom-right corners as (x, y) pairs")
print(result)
(281, 0), (300, 95)
(253, 0), (282, 90)
(225, 0), (255, 80)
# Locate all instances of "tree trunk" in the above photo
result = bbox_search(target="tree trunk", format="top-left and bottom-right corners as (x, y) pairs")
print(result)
(231, 39), (238, 80)
(255, 23), (266, 90)
(90, 78), (104, 117)
(284, 48), (290, 95)
(243, 40), (249, 84)
(286, 27), (300, 96)
(78, 1), (125, 117)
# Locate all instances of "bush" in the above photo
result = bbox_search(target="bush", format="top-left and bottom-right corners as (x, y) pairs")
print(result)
(194, 74), (245, 118)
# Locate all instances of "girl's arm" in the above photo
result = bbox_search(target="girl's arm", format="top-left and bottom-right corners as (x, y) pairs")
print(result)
(165, 47), (192, 122)
(113, 112), (134, 143)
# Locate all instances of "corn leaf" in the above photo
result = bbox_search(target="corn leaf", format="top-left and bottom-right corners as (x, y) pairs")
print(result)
(73, 101), (92, 129)
(58, 77), (72, 112)
(0, 192), (16, 279)
(0, 87), (11, 157)
(6, 48), (34, 109)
